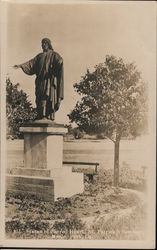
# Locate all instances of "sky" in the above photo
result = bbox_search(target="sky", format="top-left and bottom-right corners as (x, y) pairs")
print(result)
(4, 1), (156, 124)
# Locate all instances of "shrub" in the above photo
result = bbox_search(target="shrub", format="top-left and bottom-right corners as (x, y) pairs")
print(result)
(52, 214), (85, 238)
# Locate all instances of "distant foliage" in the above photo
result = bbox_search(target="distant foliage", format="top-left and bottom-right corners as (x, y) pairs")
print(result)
(73, 127), (84, 139)
(6, 78), (37, 139)
(64, 124), (84, 140)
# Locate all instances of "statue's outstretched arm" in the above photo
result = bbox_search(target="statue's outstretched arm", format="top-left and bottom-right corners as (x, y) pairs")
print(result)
(13, 56), (37, 75)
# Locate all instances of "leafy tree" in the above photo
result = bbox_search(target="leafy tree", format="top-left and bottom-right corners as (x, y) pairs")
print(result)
(6, 78), (37, 139)
(68, 55), (147, 186)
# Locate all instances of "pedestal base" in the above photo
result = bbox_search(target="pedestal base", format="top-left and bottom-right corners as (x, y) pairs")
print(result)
(6, 174), (55, 201)
(49, 167), (84, 199)
(6, 120), (84, 201)
(6, 166), (84, 201)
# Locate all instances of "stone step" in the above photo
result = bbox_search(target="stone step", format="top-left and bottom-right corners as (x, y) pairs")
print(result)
(7, 167), (51, 177)
(6, 168), (84, 201)
(52, 171), (84, 199)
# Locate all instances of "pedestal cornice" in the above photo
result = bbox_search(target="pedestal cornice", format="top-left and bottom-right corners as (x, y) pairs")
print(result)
(20, 119), (67, 135)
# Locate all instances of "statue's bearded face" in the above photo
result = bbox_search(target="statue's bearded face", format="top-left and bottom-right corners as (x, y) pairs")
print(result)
(42, 41), (49, 52)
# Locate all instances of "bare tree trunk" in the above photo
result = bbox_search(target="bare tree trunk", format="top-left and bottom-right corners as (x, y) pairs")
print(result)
(114, 140), (120, 187)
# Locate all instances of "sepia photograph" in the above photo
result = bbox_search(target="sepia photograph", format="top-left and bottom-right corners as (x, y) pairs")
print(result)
(0, 0), (156, 248)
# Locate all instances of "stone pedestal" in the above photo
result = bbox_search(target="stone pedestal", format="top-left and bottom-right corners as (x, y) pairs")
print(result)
(6, 120), (84, 201)
(21, 124), (66, 170)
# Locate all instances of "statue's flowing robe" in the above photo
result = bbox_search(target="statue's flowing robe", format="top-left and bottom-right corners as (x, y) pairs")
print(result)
(20, 50), (64, 116)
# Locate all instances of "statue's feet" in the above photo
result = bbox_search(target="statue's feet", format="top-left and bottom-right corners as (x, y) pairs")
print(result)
(50, 113), (55, 121)
(35, 115), (42, 120)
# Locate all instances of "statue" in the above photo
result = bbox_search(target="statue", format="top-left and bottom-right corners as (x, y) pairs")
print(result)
(14, 38), (64, 120)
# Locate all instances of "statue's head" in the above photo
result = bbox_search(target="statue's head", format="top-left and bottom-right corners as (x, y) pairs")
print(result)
(41, 38), (53, 51)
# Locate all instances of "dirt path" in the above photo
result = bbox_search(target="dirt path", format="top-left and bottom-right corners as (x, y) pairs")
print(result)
(81, 188), (146, 228)
(121, 188), (146, 203)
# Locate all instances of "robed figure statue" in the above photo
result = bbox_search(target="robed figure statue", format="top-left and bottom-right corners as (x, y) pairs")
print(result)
(14, 38), (64, 120)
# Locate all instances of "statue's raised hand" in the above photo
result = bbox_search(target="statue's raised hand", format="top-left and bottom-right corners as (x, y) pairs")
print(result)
(13, 65), (20, 69)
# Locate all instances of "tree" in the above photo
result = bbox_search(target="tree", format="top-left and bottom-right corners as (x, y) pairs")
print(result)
(68, 55), (147, 186)
(6, 78), (37, 139)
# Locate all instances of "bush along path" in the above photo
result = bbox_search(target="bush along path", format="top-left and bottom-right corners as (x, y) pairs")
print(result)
(5, 168), (147, 239)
